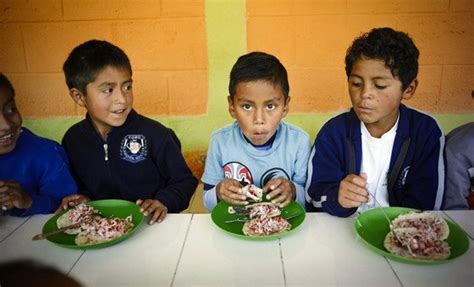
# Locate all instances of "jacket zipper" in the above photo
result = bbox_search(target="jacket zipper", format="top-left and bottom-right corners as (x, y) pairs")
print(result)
(104, 143), (109, 161)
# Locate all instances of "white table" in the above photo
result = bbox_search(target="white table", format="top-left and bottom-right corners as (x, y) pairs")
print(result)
(0, 211), (472, 287)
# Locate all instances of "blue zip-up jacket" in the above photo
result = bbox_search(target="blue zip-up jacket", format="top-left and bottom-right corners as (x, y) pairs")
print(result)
(305, 104), (445, 217)
(0, 128), (77, 216)
(62, 110), (198, 213)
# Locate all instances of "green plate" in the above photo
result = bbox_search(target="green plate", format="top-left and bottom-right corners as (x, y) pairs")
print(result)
(211, 201), (305, 240)
(355, 207), (470, 264)
(42, 199), (144, 249)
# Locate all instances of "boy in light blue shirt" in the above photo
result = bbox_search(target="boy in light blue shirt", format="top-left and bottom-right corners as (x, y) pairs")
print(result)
(202, 52), (311, 211)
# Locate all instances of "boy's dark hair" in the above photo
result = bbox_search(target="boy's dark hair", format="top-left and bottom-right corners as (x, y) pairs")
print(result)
(229, 51), (289, 100)
(345, 27), (419, 90)
(0, 73), (15, 97)
(63, 40), (132, 94)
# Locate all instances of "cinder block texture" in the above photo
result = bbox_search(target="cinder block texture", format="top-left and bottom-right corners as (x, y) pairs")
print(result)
(0, 24), (26, 72)
(8, 73), (77, 117)
(247, 0), (473, 113)
(1, 1), (207, 118)
(0, 0), (62, 22)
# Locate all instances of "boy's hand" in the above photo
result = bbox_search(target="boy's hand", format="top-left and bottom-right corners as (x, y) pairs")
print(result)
(262, 178), (296, 208)
(338, 173), (369, 208)
(136, 199), (168, 225)
(56, 194), (89, 213)
(0, 180), (32, 210)
(216, 179), (247, 205)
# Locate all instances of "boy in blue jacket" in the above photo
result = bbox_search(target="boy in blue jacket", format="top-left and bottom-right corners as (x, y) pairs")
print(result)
(305, 27), (445, 217)
(0, 73), (77, 216)
(60, 40), (198, 224)
(202, 52), (311, 211)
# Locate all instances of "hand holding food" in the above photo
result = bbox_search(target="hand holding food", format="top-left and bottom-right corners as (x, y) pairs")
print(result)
(262, 178), (295, 207)
(0, 180), (32, 210)
(136, 198), (168, 224)
(384, 211), (451, 260)
(216, 178), (247, 205)
(338, 173), (369, 208)
(57, 194), (89, 212)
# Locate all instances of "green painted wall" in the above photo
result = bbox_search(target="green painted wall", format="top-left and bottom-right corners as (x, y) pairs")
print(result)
(22, 0), (473, 152)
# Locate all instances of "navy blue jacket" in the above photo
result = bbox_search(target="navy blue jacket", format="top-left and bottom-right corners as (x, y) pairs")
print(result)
(305, 104), (445, 217)
(62, 110), (197, 213)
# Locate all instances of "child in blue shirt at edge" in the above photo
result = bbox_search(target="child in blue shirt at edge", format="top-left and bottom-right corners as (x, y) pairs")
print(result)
(59, 40), (198, 224)
(202, 52), (311, 211)
(0, 73), (77, 216)
(305, 27), (445, 217)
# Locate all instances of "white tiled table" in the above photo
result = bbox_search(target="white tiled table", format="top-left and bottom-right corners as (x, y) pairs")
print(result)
(0, 215), (30, 242)
(0, 211), (472, 286)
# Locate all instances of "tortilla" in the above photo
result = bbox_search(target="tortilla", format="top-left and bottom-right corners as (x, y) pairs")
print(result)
(384, 228), (450, 260)
(241, 184), (263, 202)
(391, 211), (450, 240)
(246, 202), (281, 219)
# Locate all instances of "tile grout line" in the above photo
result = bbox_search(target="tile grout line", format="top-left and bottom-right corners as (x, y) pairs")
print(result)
(278, 239), (288, 287)
(1, 216), (32, 243)
(170, 214), (194, 287)
(67, 250), (87, 275)
(384, 256), (404, 287)
(442, 211), (474, 240)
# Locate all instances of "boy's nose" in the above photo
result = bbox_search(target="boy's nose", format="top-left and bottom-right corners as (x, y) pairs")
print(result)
(360, 86), (373, 99)
(115, 89), (127, 103)
(253, 109), (265, 125)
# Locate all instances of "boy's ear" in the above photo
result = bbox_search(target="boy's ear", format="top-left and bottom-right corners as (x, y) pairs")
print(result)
(69, 88), (86, 107)
(227, 96), (236, 118)
(402, 79), (418, 100)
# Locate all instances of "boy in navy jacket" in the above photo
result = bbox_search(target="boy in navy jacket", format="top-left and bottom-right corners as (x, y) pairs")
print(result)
(305, 27), (445, 217)
(60, 40), (197, 224)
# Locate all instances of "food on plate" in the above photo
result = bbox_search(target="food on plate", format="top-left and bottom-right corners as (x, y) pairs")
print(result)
(241, 184), (263, 202)
(242, 216), (291, 236)
(383, 211), (451, 260)
(391, 211), (449, 240)
(57, 203), (134, 245)
(75, 216), (134, 246)
(246, 202), (281, 219)
(56, 203), (98, 234)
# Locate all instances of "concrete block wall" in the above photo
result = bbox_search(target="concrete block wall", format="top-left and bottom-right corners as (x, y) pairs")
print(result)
(247, 0), (474, 113)
(0, 0), (207, 117)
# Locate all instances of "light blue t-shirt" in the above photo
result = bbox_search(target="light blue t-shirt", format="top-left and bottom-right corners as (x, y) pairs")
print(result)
(202, 121), (311, 211)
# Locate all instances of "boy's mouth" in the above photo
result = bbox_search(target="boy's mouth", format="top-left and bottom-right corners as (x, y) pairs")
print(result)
(0, 132), (16, 145)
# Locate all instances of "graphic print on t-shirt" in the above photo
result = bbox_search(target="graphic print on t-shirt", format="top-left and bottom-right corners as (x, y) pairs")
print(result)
(261, 168), (290, 187)
(223, 161), (253, 186)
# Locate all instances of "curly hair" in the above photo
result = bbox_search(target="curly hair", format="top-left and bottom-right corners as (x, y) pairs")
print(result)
(229, 51), (289, 101)
(345, 27), (419, 90)
(63, 40), (132, 95)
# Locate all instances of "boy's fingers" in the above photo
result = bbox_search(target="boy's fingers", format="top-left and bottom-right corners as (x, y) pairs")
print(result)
(149, 210), (161, 225)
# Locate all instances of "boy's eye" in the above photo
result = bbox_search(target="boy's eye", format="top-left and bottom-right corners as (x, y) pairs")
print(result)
(375, 84), (387, 89)
(124, 84), (133, 91)
(5, 105), (17, 115)
(241, 104), (252, 111)
(350, 81), (361, 88)
(266, 104), (276, 111)
(103, 88), (113, 94)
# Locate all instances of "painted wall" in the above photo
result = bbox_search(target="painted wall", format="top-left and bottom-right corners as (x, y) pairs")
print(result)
(1, 0), (473, 177)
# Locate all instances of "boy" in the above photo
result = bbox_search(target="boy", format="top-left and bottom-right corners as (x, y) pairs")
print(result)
(202, 52), (311, 211)
(60, 40), (198, 224)
(0, 73), (77, 216)
(305, 27), (445, 217)
(443, 122), (474, 209)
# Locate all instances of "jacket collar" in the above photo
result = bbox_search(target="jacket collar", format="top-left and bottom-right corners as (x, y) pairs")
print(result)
(348, 104), (410, 141)
(82, 109), (139, 137)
